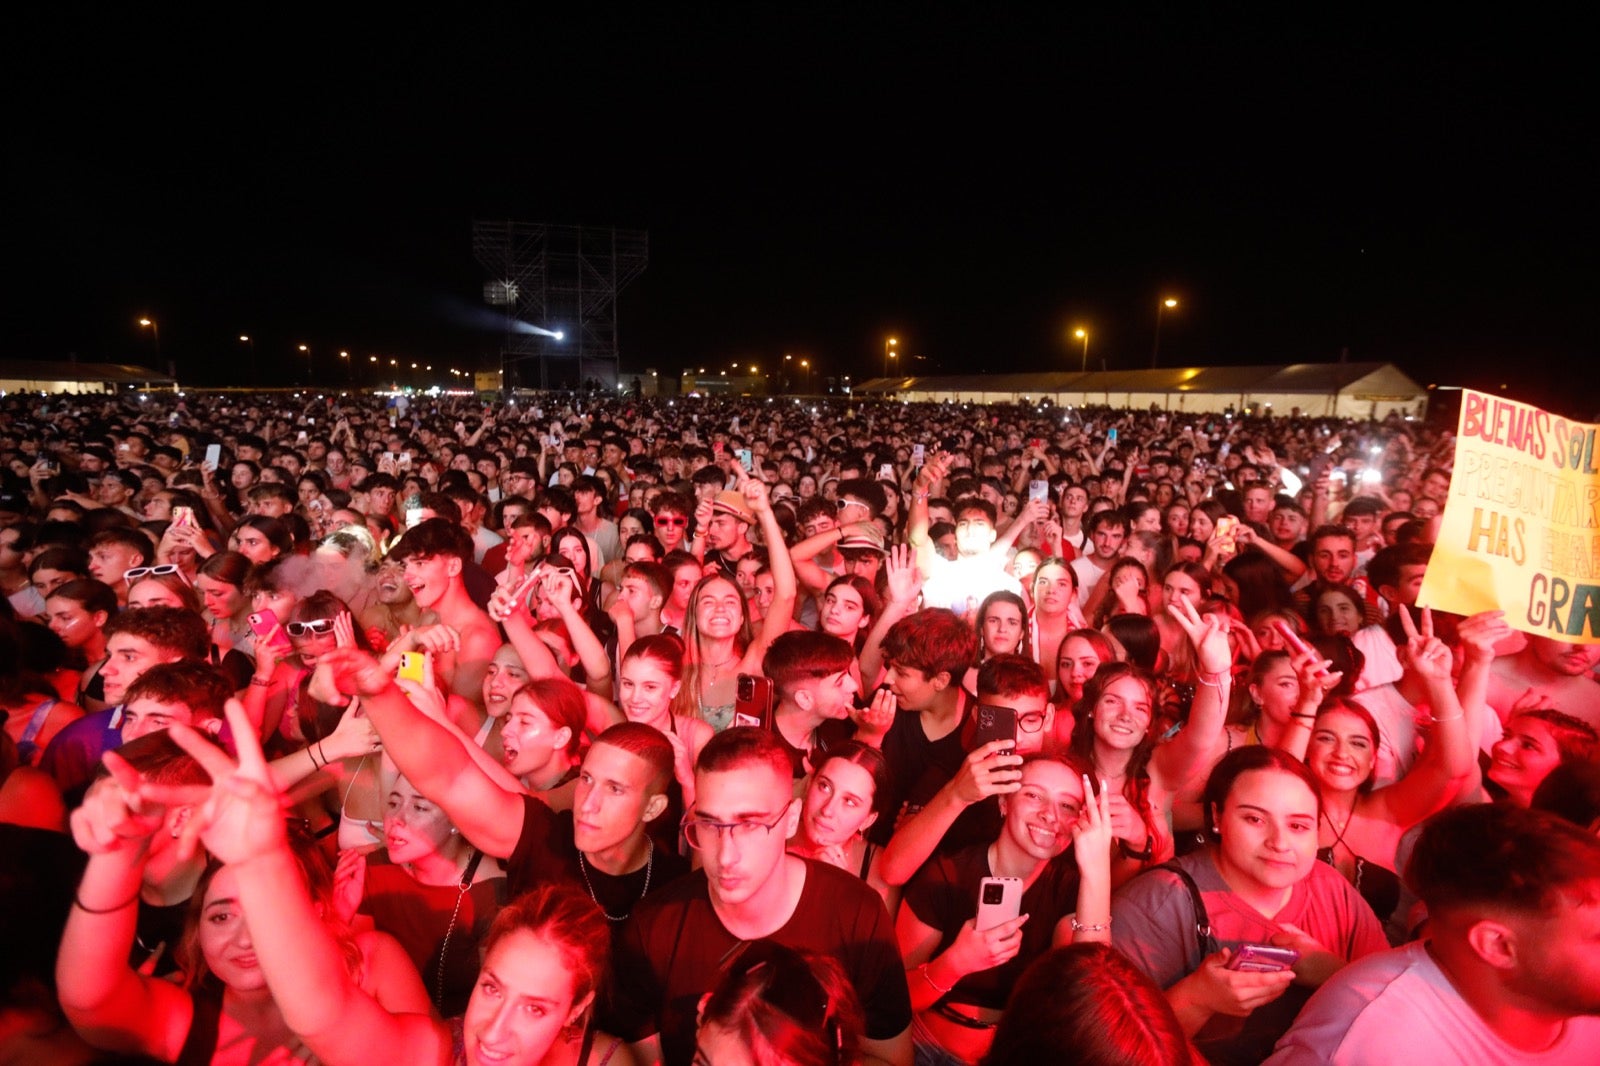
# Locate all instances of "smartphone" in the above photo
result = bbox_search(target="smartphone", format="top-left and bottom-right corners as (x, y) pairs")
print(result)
(171, 505), (195, 528)
(737, 448), (754, 472)
(734, 674), (776, 729)
(248, 610), (292, 652)
(297, 430), (308, 443)
(1028, 479), (1049, 502)
(713, 441), (725, 457)
(976, 876), (1024, 931)
(396, 652), (427, 684)
(405, 506), (425, 529)
(972, 704), (1018, 756)
(1029, 437), (1044, 450)
(1271, 618), (1315, 659)
(205, 443), (222, 468)
(1217, 442), (1231, 460)
(912, 443), (926, 466)
(1214, 515), (1238, 550)
(1226, 944), (1300, 972)
(399, 451), (411, 466)
(879, 463), (895, 480)
(1107, 428), (1119, 444)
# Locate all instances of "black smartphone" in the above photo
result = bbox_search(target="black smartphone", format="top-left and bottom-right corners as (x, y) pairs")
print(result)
(972, 704), (1018, 755)
(734, 674), (776, 729)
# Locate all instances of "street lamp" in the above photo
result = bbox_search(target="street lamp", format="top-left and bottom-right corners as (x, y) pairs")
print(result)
(238, 335), (257, 384)
(339, 350), (351, 385)
(137, 317), (160, 356)
(800, 358), (811, 393)
(884, 337), (898, 378)
(1073, 328), (1090, 373)
(1151, 297), (1179, 368)
(298, 344), (312, 386)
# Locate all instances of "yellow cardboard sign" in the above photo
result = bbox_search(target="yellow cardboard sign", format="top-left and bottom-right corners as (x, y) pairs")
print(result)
(1418, 389), (1600, 642)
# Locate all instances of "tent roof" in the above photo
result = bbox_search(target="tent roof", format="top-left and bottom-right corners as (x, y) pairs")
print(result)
(0, 359), (176, 384)
(855, 362), (1422, 396)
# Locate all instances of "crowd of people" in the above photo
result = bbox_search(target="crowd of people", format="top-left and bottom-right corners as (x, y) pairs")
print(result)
(1, 386), (1597, 1066)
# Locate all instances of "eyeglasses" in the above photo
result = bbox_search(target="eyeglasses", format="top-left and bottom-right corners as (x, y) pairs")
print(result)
(285, 618), (336, 637)
(124, 564), (186, 583)
(1016, 711), (1048, 733)
(682, 801), (792, 850)
(655, 515), (688, 527)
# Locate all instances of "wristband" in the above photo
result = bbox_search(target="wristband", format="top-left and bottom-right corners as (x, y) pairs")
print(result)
(308, 745), (323, 769)
(316, 740), (331, 766)
(1071, 917), (1113, 933)
(250, 677), (273, 688)
(74, 890), (140, 915)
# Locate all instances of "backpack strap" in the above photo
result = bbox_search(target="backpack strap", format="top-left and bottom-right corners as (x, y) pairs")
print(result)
(1154, 859), (1221, 958)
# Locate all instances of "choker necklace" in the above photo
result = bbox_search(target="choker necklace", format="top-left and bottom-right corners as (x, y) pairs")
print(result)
(578, 841), (654, 922)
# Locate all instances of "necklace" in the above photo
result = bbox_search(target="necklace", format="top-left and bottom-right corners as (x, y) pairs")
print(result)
(433, 849), (483, 1013)
(578, 840), (654, 922)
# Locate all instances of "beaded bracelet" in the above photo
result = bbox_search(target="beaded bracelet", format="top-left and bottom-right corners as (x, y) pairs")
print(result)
(1071, 917), (1113, 933)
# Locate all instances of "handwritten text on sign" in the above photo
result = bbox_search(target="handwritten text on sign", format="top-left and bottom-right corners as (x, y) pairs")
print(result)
(1417, 390), (1600, 642)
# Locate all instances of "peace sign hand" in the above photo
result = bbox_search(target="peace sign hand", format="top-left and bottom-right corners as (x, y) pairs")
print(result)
(156, 699), (289, 866)
(1168, 596), (1232, 677)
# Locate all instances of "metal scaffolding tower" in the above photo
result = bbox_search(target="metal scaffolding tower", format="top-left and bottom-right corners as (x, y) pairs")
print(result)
(472, 221), (649, 391)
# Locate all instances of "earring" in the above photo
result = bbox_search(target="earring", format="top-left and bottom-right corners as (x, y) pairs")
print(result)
(449, 827), (459, 835)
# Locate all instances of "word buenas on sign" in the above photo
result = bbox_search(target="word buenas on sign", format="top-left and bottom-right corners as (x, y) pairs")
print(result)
(1463, 392), (1600, 474)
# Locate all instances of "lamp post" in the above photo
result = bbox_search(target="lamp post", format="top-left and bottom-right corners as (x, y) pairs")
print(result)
(884, 336), (898, 378)
(1151, 298), (1178, 368)
(1073, 328), (1089, 373)
(239, 335), (257, 385)
(339, 350), (351, 386)
(298, 344), (312, 386)
(137, 317), (160, 356)
(800, 358), (811, 393)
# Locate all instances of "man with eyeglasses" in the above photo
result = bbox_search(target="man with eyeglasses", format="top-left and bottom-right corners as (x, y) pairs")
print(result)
(611, 728), (913, 1066)
(878, 655), (1055, 888)
(648, 493), (693, 555)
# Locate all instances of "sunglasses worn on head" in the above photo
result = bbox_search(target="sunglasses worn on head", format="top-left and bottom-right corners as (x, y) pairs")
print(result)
(285, 618), (336, 637)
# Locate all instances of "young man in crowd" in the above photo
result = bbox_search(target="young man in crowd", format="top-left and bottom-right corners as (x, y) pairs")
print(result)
(385, 517), (501, 701)
(1485, 633), (1600, 731)
(1292, 524), (1383, 625)
(86, 528), (152, 607)
(323, 646), (686, 911)
(765, 630), (870, 778)
(40, 606), (211, 802)
(696, 489), (758, 576)
(648, 492), (693, 555)
(572, 474), (621, 566)
(611, 728), (913, 1066)
(1269, 803), (1600, 1063)
(874, 608), (981, 845)
(1069, 509), (1128, 611)
(878, 654), (1053, 884)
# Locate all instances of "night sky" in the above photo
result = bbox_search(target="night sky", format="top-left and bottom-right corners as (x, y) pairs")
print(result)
(7, 8), (1597, 415)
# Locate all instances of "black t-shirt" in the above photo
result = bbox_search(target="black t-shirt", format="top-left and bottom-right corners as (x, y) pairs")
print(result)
(902, 843), (1082, 1011)
(507, 795), (581, 898)
(132, 897), (189, 978)
(507, 796), (688, 912)
(773, 716), (857, 779)
(872, 693), (974, 846)
(608, 859), (912, 1066)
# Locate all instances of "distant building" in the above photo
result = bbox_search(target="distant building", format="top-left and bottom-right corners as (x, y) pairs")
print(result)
(854, 362), (1426, 419)
(0, 359), (177, 395)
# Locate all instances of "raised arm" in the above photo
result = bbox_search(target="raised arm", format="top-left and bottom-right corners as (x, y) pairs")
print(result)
(744, 474), (797, 665)
(57, 758), (194, 1061)
(1149, 600), (1232, 789)
(168, 703), (450, 1066)
(319, 648), (528, 859)
(1374, 609), (1475, 827)
(859, 544), (922, 689)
